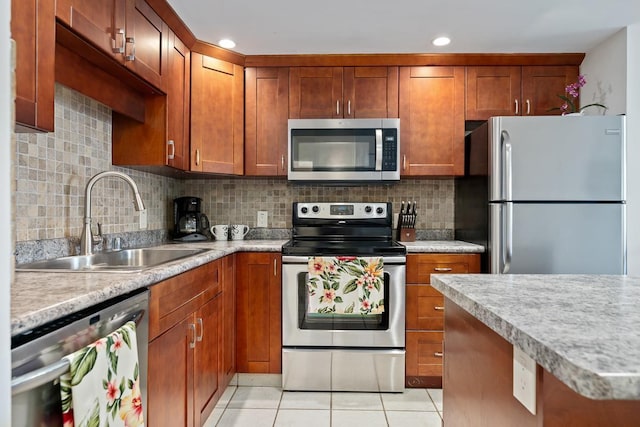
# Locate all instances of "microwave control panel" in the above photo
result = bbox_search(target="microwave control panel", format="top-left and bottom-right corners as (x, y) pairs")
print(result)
(382, 129), (398, 171)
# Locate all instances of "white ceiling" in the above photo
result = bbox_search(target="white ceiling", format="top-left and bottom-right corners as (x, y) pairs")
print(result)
(167, 0), (640, 55)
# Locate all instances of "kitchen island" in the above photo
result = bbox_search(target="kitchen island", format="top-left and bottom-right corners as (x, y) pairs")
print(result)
(431, 274), (640, 426)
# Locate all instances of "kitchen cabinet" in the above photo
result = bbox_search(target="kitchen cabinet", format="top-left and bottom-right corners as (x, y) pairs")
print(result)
(245, 67), (290, 176)
(147, 259), (222, 427)
(11, 0), (55, 132)
(289, 66), (399, 119)
(112, 28), (190, 171)
(236, 252), (282, 373)
(56, 0), (167, 90)
(190, 52), (244, 174)
(399, 66), (465, 176)
(405, 253), (481, 388)
(465, 66), (580, 120)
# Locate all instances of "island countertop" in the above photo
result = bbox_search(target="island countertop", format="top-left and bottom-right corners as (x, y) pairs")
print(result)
(430, 274), (640, 400)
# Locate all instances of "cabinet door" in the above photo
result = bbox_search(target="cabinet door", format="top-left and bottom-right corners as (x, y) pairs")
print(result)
(56, 0), (125, 60)
(12, 0), (55, 132)
(194, 295), (221, 427)
(124, 0), (166, 90)
(522, 66), (579, 116)
(399, 66), (465, 176)
(191, 53), (244, 174)
(343, 67), (399, 118)
(236, 253), (281, 373)
(466, 66), (522, 120)
(245, 67), (290, 176)
(289, 67), (343, 118)
(221, 254), (236, 388)
(406, 285), (444, 331)
(147, 315), (195, 427)
(406, 331), (444, 388)
(166, 30), (190, 170)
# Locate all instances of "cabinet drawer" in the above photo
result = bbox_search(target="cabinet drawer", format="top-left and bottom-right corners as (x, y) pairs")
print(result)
(407, 254), (480, 284)
(406, 331), (444, 377)
(149, 259), (221, 340)
(406, 285), (444, 330)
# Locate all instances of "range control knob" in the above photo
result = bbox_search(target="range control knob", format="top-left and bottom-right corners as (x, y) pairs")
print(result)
(376, 207), (384, 214)
(365, 206), (372, 213)
(312, 205), (320, 213)
(300, 206), (308, 214)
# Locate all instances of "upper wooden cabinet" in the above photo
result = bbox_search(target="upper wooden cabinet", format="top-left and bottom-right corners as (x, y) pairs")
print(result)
(399, 66), (465, 176)
(12, 0), (55, 132)
(190, 52), (244, 174)
(245, 67), (290, 176)
(465, 66), (580, 120)
(112, 27), (190, 172)
(56, 0), (167, 90)
(289, 66), (399, 119)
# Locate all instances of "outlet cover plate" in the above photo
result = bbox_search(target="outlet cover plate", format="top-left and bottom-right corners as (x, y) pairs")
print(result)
(513, 345), (537, 415)
(257, 211), (268, 228)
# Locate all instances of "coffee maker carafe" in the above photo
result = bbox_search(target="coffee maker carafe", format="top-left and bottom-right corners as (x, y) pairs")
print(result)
(173, 197), (210, 241)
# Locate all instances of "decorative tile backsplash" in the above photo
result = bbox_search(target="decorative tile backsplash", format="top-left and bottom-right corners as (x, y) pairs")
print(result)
(14, 84), (455, 250)
(182, 178), (454, 231)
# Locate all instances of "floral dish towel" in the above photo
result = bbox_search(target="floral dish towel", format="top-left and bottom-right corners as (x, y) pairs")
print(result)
(307, 256), (384, 315)
(60, 320), (144, 427)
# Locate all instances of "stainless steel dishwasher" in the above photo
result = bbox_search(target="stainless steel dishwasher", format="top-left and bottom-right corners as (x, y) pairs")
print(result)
(11, 288), (149, 427)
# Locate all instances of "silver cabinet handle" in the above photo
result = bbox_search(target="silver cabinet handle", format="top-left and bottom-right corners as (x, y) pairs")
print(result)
(434, 306), (445, 311)
(112, 28), (125, 54)
(167, 140), (175, 160)
(336, 100), (340, 116)
(188, 323), (196, 349)
(281, 155), (285, 171)
(526, 99), (531, 115)
(433, 267), (452, 272)
(196, 149), (200, 166)
(403, 154), (406, 171)
(514, 99), (519, 115)
(348, 100), (351, 116)
(274, 258), (277, 276)
(125, 36), (135, 61)
(434, 352), (444, 358)
(196, 317), (203, 342)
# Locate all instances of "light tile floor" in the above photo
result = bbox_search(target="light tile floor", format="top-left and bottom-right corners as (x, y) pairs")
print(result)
(203, 385), (443, 427)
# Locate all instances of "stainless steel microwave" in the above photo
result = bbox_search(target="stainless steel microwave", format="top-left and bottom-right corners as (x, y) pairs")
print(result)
(288, 118), (400, 182)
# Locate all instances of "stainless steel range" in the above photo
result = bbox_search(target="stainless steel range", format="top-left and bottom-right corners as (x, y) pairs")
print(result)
(281, 202), (407, 392)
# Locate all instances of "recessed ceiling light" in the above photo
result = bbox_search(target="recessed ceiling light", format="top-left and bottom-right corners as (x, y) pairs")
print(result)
(432, 36), (451, 47)
(218, 39), (236, 49)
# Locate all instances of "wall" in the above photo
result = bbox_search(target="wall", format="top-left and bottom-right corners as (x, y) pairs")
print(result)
(15, 84), (180, 242)
(2, 0), (12, 421)
(581, 24), (640, 274)
(183, 178), (454, 233)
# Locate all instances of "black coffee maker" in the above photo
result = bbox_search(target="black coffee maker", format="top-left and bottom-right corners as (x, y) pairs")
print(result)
(173, 197), (210, 241)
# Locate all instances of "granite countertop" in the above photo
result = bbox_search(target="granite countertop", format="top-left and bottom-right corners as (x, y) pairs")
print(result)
(12, 239), (483, 337)
(430, 274), (640, 400)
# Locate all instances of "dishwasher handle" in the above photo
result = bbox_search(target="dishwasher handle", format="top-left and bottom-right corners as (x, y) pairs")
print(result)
(11, 308), (146, 396)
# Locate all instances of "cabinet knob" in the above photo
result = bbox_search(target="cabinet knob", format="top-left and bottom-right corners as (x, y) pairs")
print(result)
(403, 155), (406, 171)
(434, 352), (444, 358)
(433, 267), (452, 272)
(195, 149), (200, 166)
(281, 155), (285, 171)
(347, 100), (351, 116)
(514, 99), (519, 115)
(167, 140), (175, 160)
(434, 306), (445, 311)
(526, 99), (531, 115)
(336, 100), (340, 116)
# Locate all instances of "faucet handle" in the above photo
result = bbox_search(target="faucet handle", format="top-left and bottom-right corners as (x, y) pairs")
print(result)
(93, 222), (103, 245)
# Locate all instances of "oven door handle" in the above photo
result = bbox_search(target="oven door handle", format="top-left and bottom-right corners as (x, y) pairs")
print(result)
(282, 255), (406, 264)
(11, 308), (146, 396)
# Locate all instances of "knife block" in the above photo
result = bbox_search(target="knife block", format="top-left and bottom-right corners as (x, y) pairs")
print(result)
(398, 228), (416, 242)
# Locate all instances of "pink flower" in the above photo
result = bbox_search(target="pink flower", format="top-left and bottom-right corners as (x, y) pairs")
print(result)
(356, 277), (365, 286)
(326, 263), (337, 273)
(361, 300), (371, 311)
(323, 289), (336, 302)
(309, 258), (324, 274)
(110, 334), (123, 353)
(106, 379), (121, 404)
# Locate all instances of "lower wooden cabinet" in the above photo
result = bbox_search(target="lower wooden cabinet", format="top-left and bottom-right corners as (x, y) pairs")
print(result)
(235, 252), (281, 373)
(405, 253), (481, 388)
(147, 258), (227, 427)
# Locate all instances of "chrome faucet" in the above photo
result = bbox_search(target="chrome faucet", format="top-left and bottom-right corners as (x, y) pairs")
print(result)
(80, 171), (146, 256)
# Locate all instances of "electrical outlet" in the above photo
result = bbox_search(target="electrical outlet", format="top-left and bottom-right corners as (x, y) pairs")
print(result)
(513, 345), (537, 415)
(139, 210), (148, 230)
(257, 211), (268, 228)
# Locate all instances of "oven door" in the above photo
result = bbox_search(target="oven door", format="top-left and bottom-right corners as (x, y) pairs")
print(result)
(282, 255), (405, 348)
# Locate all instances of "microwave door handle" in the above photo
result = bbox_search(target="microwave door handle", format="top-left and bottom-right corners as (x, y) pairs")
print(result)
(375, 129), (383, 171)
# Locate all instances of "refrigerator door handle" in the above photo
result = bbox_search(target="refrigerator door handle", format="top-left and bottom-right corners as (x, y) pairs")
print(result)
(504, 202), (513, 273)
(502, 131), (513, 201)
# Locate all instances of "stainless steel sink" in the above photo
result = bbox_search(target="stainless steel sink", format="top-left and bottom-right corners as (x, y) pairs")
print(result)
(16, 248), (209, 273)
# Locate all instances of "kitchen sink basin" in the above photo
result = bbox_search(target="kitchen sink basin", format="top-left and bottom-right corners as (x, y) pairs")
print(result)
(16, 248), (209, 273)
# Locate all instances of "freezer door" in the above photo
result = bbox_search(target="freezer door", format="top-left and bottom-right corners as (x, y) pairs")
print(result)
(490, 202), (626, 274)
(489, 116), (625, 202)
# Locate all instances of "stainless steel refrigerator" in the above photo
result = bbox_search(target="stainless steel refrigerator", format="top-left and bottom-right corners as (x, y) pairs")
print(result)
(455, 115), (626, 274)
